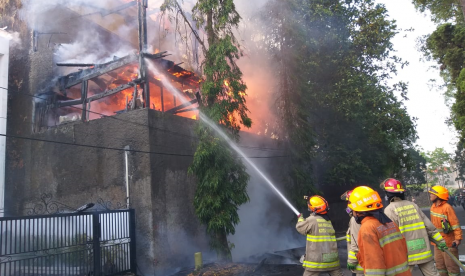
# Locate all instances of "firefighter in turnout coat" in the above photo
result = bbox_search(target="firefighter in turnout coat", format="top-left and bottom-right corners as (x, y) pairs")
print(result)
(382, 179), (446, 276)
(296, 195), (343, 276)
(341, 190), (364, 274)
(429, 186), (462, 276)
(348, 186), (411, 276)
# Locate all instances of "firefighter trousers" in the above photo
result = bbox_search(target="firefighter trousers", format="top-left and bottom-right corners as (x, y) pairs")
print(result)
(303, 268), (343, 276)
(434, 246), (460, 276)
(408, 259), (439, 276)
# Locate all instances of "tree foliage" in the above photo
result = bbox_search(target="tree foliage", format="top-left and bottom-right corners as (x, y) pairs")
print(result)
(414, 1), (465, 145)
(257, 0), (417, 203)
(411, 0), (464, 23)
(399, 148), (427, 193)
(161, 0), (251, 260)
(454, 142), (465, 188)
(422, 147), (452, 186)
(421, 23), (465, 141)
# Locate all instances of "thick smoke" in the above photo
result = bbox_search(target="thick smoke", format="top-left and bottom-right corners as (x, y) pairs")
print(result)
(19, 0), (198, 69)
(225, 0), (305, 262)
(19, 0), (300, 264)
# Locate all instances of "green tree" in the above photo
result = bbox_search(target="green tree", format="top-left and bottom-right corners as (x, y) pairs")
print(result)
(399, 148), (427, 194)
(161, 0), (251, 260)
(413, 1), (465, 144)
(454, 142), (465, 188)
(411, 0), (465, 23)
(258, 0), (417, 200)
(422, 147), (452, 186)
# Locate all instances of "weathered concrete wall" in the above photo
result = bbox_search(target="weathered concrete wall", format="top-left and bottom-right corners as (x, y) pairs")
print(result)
(1, 0), (35, 218)
(6, 108), (213, 275)
(147, 110), (211, 275)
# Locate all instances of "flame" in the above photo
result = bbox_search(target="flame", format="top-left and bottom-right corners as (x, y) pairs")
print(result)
(84, 63), (199, 121)
(224, 81), (232, 97)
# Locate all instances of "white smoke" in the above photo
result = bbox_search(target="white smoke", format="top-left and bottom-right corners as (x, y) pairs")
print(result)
(0, 28), (21, 47)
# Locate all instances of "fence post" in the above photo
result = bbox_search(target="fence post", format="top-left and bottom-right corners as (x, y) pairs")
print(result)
(92, 213), (101, 276)
(129, 209), (137, 273)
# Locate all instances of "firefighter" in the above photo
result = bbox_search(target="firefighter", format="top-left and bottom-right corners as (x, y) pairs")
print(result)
(296, 195), (343, 276)
(429, 185), (462, 276)
(348, 186), (411, 276)
(341, 190), (364, 275)
(381, 178), (446, 275)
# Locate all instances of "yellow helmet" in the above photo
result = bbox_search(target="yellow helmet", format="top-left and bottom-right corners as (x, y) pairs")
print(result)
(348, 186), (383, 212)
(428, 186), (449, 200)
(308, 195), (329, 214)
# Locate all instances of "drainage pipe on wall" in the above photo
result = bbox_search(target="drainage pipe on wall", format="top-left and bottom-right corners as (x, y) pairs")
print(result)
(0, 34), (10, 217)
(124, 145), (130, 208)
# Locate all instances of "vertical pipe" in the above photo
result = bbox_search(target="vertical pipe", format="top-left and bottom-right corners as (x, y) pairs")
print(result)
(125, 146), (130, 208)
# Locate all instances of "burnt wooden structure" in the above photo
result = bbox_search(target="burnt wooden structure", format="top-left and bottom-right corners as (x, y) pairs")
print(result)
(33, 0), (202, 131)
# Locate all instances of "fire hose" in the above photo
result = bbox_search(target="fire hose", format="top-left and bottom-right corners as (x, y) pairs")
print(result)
(335, 235), (465, 271)
(429, 238), (465, 271)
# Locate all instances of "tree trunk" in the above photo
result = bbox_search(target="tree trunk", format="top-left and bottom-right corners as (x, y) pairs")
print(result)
(216, 230), (231, 262)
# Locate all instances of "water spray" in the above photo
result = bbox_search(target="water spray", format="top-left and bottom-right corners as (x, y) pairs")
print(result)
(146, 60), (300, 216)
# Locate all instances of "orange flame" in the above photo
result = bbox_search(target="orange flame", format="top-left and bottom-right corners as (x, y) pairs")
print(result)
(85, 63), (198, 121)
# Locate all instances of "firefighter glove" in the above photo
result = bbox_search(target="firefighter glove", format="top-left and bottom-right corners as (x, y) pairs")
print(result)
(437, 242), (448, 252)
(347, 263), (357, 270)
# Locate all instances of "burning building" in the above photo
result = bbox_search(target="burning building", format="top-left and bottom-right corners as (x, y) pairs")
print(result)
(1, 0), (354, 274)
(34, 51), (201, 129)
(2, 1), (213, 275)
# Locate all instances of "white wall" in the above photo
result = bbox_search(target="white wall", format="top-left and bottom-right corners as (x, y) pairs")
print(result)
(0, 36), (9, 216)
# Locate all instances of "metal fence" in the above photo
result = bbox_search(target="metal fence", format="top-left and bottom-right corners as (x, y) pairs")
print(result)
(0, 209), (136, 276)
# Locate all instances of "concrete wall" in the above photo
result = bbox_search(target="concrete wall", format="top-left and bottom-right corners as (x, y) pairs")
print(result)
(6, 108), (213, 275)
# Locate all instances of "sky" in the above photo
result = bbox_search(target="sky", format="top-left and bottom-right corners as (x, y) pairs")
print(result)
(376, 0), (458, 154)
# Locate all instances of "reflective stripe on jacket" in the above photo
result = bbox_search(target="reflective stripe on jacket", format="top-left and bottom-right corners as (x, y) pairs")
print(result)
(357, 216), (411, 276)
(430, 201), (462, 247)
(384, 199), (443, 265)
(346, 216), (363, 273)
(296, 213), (340, 271)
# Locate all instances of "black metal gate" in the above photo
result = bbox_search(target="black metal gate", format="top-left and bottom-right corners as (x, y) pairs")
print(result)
(0, 209), (136, 276)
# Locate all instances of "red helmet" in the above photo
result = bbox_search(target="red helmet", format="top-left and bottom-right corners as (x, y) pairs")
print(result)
(382, 178), (405, 193)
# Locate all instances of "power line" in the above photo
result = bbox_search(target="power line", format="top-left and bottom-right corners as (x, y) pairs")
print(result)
(0, 87), (350, 155)
(1, 86), (288, 152)
(0, 133), (289, 159)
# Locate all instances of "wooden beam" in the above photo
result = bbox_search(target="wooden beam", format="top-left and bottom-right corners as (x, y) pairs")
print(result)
(165, 99), (198, 114)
